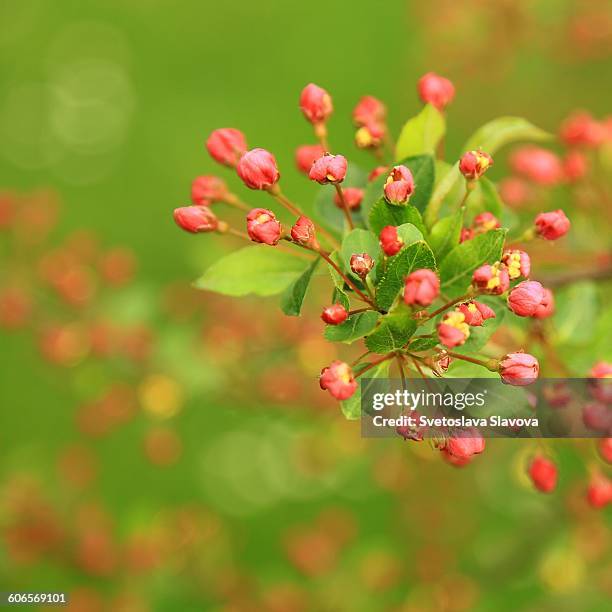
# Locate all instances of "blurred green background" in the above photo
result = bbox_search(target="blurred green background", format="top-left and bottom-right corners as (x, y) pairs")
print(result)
(0, 1), (611, 610)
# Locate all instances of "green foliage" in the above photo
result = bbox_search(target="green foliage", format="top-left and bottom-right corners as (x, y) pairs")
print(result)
(554, 281), (599, 345)
(396, 223), (423, 245)
(365, 310), (417, 354)
(332, 286), (350, 310)
(401, 155), (435, 213)
(324, 311), (380, 344)
(280, 258), (319, 316)
(340, 358), (391, 419)
(375, 241), (436, 311)
(368, 198), (427, 236)
(439, 229), (506, 298)
(408, 336), (439, 352)
(395, 105), (445, 160)
(195, 247), (310, 297)
(428, 208), (464, 263)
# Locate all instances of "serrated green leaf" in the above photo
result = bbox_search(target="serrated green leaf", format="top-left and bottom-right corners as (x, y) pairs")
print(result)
(395, 105), (445, 160)
(553, 281), (598, 345)
(452, 296), (506, 354)
(327, 251), (345, 289)
(408, 336), (439, 352)
(400, 154), (435, 213)
(324, 311), (380, 344)
(396, 223), (423, 245)
(280, 258), (319, 316)
(439, 229), (507, 297)
(375, 241), (437, 311)
(340, 359), (391, 420)
(332, 286), (350, 310)
(365, 310), (417, 354)
(368, 198), (427, 236)
(428, 208), (464, 263)
(194, 247), (309, 297)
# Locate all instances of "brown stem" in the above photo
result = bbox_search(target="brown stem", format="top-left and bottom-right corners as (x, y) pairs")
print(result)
(355, 353), (395, 378)
(348, 307), (371, 316)
(314, 122), (330, 151)
(351, 350), (371, 367)
(333, 184), (355, 230)
(397, 354), (407, 392)
(425, 292), (474, 320)
(319, 250), (375, 307)
(223, 195), (251, 212)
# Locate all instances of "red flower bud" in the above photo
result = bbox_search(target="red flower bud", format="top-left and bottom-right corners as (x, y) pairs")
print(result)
(472, 263), (510, 295)
(437, 311), (470, 348)
(309, 154), (347, 184)
(473, 211), (500, 232)
(290, 216), (318, 249)
(508, 281), (546, 317)
(533, 288), (554, 319)
(350, 253), (374, 277)
(206, 128), (247, 167)
(237, 148), (280, 190)
(384, 165), (415, 205)
(368, 166), (388, 182)
(499, 352), (539, 386)
(379, 226), (404, 257)
(590, 361), (612, 378)
(459, 150), (493, 180)
(321, 304), (348, 326)
(459, 227), (474, 243)
(582, 402), (612, 432)
(562, 151), (588, 182)
(509, 147), (562, 185)
(319, 360), (357, 400)
(190, 175), (229, 206)
(560, 111), (605, 148)
(353, 95), (386, 126)
(502, 249), (531, 280)
(417, 72), (455, 110)
(404, 269), (439, 307)
(441, 428), (485, 463)
(295, 144), (325, 175)
(173, 206), (219, 233)
(246, 208), (282, 245)
(587, 473), (612, 509)
(299, 83), (333, 124)
(458, 301), (496, 326)
(334, 187), (363, 210)
(499, 177), (531, 208)
(355, 122), (386, 149)
(534, 209), (570, 240)
(599, 438), (612, 464)
(528, 455), (558, 493)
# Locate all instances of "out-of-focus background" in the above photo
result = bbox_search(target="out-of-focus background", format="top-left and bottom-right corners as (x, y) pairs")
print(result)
(0, 1), (611, 610)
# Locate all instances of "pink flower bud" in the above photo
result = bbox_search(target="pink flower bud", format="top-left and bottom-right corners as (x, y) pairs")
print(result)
(334, 187), (363, 210)
(353, 95), (386, 126)
(499, 177), (531, 208)
(582, 402), (612, 432)
(499, 352), (539, 386)
(190, 175), (229, 206)
(206, 128), (247, 167)
(384, 165), (415, 205)
(590, 361), (612, 378)
(404, 269), (440, 307)
(355, 122), (386, 149)
(473, 212), (500, 232)
(534, 209), (570, 240)
(560, 111), (605, 148)
(459, 227), (474, 243)
(507, 281), (546, 317)
(290, 215), (319, 249)
(321, 304), (348, 326)
(599, 438), (612, 464)
(442, 428), (485, 461)
(379, 226), (404, 257)
(308, 154), (347, 184)
(319, 360), (357, 400)
(417, 72), (455, 110)
(587, 473), (612, 509)
(533, 288), (554, 319)
(502, 249), (531, 280)
(295, 144), (325, 175)
(350, 253), (374, 277)
(246, 208), (282, 245)
(299, 83), (333, 124)
(562, 151), (588, 182)
(437, 311), (470, 348)
(237, 148), (280, 190)
(459, 150), (493, 180)
(528, 456), (557, 493)
(173, 206), (219, 233)
(458, 301), (496, 326)
(509, 147), (562, 185)
(472, 263), (510, 295)
(368, 166), (388, 182)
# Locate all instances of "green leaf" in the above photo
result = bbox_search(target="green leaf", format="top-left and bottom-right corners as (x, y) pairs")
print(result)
(360, 172), (387, 221)
(375, 241), (436, 311)
(194, 246), (309, 297)
(439, 229), (507, 297)
(408, 336), (439, 352)
(340, 359), (391, 420)
(463, 116), (551, 153)
(365, 310), (417, 354)
(452, 296), (506, 354)
(428, 208), (464, 263)
(396, 223), (424, 245)
(324, 311), (380, 344)
(466, 177), (503, 220)
(395, 104), (445, 160)
(400, 154), (435, 213)
(332, 286), (350, 310)
(553, 281), (598, 345)
(280, 258), (319, 316)
(340, 228), (381, 278)
(327, 251), (345, 289)
(368, 198), (426, 236)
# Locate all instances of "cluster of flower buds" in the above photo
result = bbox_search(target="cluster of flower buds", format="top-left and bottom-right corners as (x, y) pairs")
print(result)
(403, 269), (439, 307)
(353, 96), (387, 151)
